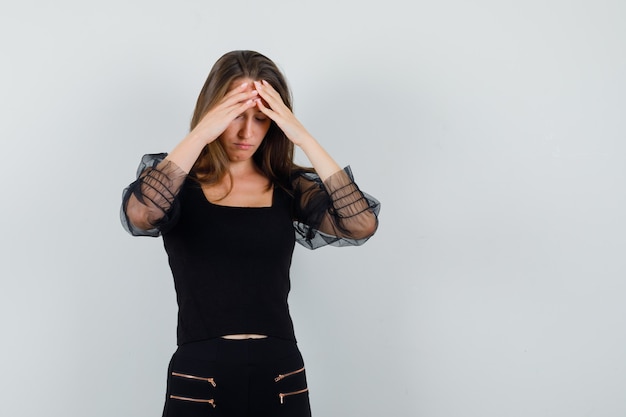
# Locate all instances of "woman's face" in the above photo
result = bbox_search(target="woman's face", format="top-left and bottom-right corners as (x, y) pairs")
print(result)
(218, 78), (272, 162)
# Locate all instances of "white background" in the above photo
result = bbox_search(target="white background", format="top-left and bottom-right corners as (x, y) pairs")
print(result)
(2, 1), (625, 416)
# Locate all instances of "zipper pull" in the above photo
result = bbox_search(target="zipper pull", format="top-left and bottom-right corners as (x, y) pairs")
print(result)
(279, 393), (285, 404)
(208, 378), (217, 388)
(274, 366), (305, 382)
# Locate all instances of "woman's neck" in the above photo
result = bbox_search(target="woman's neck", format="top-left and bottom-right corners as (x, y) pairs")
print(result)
(227, 159), (262, 180)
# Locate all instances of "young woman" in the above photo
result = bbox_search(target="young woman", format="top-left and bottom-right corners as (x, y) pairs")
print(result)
(121, 50), (380, 417)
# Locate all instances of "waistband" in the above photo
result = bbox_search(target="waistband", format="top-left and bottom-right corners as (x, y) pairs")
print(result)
(175, 337), (299, 363)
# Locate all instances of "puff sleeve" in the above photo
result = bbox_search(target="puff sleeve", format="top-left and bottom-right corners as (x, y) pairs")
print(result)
(292, 166), (380, 249)
(120, 153), (187, 237)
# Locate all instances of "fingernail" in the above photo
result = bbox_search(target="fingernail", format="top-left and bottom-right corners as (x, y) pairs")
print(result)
(241, 82), (248, 88)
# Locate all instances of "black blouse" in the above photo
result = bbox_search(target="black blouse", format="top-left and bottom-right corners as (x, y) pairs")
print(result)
(120, 153), (380, 344)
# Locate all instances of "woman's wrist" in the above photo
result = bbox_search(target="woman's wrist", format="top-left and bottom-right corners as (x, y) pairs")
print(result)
(293, 131), (316, 150)
(166, 132), (213, 173)
(298, 136), (341, 181)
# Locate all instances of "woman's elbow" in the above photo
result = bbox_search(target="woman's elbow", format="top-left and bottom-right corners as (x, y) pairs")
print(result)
(347, 213), (378, 240)
(125, 196), (154, 231)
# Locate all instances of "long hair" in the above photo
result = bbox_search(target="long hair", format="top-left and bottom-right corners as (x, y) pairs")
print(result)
(189, 50), (300, 189)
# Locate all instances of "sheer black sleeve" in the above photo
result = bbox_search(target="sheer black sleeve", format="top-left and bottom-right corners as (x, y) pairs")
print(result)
(120, 153), (187, 237)
(292, 166), (380, 249)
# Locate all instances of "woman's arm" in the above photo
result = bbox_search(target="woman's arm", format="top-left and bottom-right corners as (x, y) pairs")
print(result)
(253, 80), (342, 180)
(122, 83), (261, 235)
(291, 167), (380, 248)
(254, 80), (379, 247)
(121, 154), (187, 236)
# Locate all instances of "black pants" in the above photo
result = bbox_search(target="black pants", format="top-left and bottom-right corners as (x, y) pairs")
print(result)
(162, 337), (312, 417)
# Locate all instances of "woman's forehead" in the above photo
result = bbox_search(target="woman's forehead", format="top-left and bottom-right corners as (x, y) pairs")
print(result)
(228, 77), (255, 92)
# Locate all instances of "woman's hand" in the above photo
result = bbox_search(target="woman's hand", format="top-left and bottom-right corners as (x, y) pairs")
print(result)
(254, 80), (341, 181)
(253, 80), (313, 147)
(164, 82), (259, 173)
(191, 82), (260, 145)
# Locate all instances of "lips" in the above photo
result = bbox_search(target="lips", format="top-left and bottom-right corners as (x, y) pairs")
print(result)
(234, 143), (253, 150)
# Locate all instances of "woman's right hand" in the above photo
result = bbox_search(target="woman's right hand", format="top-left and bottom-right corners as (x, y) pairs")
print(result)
(190, 82), (260, 145)
(164, 82), (259, 173)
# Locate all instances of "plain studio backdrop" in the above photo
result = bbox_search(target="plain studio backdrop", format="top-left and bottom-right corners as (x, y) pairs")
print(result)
(1, 1), (625, 416)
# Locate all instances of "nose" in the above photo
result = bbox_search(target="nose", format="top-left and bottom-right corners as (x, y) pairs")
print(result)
(238, 117), (253, 139)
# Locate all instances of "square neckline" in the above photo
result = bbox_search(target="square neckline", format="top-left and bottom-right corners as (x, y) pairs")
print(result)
(198, 184), (276, 209)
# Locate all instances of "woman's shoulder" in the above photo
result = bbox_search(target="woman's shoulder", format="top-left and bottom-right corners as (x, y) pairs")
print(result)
(288, 166), (319, 184)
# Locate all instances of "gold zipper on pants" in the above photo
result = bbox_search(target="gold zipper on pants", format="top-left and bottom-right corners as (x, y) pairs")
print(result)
(279, 388), (309, 404)
(169, 395), (216, 408)
(171, 371), (217, 387)
(274, 366), (305, 382)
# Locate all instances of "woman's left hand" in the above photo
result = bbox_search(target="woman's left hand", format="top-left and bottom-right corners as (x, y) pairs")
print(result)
(253, 80), (312, 147)
(254, 80), (341, 180)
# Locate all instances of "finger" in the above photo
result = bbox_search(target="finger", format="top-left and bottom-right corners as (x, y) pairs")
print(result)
(254, 85), (282, 109)
(228, 98), (258, 117)
(253, 80), (279, 101)
(260, 79), (279, 94)
(220, 82), (249, 103)
(254, 98), (275, 117)
(228, 90), (259, 107)
(208, 92), (257, 122)
(222, 83), (258, 106)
